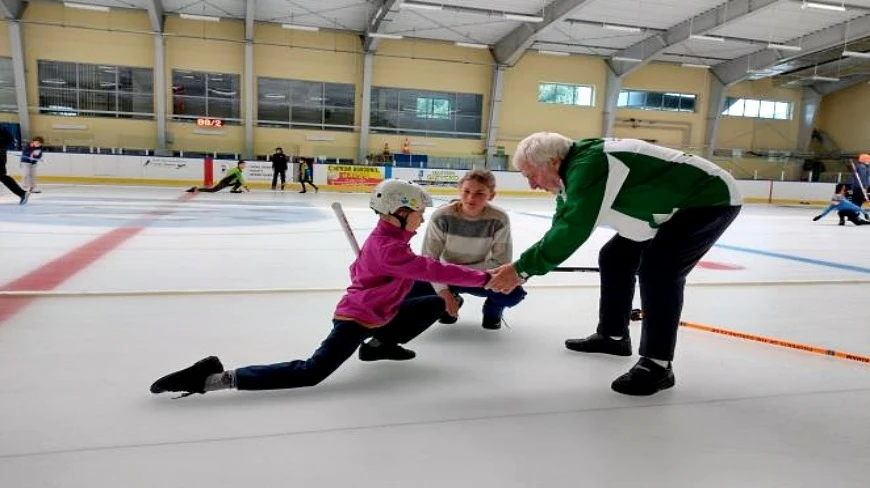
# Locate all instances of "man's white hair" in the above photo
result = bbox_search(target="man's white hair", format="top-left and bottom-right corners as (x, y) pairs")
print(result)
(512, 132), (573, 169)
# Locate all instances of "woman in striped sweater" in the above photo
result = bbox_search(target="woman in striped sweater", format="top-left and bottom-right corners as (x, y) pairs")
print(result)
(416, 169), (526, 330)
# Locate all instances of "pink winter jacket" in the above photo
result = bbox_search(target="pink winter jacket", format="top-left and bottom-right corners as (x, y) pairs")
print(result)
(334, 219), (489, 327)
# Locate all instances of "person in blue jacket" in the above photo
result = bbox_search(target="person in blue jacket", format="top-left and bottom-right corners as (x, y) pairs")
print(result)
(813, 190), (869, 226)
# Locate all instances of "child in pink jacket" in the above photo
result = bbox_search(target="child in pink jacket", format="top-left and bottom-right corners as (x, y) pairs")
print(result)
(151, 179), (491, 397)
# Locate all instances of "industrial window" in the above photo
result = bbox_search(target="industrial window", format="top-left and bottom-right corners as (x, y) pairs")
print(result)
(617, 89), (696, 112)
(722, 97), (792, 120)
(172, 70), (240, 123)
(537, 82), (594, 106)
(37, 60), (153, 119)
(257, 77), (355, 131)
(0, 57), (16, 113)
(370, 87), (483, 139)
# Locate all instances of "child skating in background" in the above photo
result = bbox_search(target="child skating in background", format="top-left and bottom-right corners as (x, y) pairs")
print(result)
(20, 136), (44, 193)
(298, 158), (318, 193)
(186, 160), (249, 193)
(151, 179), (493, 397)
(813, 188), (869, 226)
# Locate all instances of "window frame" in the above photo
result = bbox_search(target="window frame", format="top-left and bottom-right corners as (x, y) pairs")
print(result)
(172, 69), (241, 124)
(37, 60), (154, 119)
(256, 77), (356, 132)
(721, 96), (793, 120)
(617, 89), (697, 113)
(537, 82), (596, 107)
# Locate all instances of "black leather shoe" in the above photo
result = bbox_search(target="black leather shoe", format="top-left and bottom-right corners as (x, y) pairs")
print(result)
(611, 357), (675, 396)
(565, 333), (631, 356)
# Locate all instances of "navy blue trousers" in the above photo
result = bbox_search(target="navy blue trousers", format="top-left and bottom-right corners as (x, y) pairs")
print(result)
(234, 283), (444, 391)
(596, 206), (741, 361)
(409, 281), (526, 321)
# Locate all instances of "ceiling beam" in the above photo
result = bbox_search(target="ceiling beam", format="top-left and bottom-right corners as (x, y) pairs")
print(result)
(714, 15), (870, 85)
(608, 0), (780, 78)
(245, 0), (254, 41)
(776, 55), (869, 87)
(145, 0), (164, 33)
(814, 73), (870, 96)
(492, 0), (594, 66)
(363, 0), (401, 53)
(0, 0), (22, 19)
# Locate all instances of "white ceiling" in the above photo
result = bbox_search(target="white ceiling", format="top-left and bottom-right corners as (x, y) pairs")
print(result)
(24, 0), (870, 83)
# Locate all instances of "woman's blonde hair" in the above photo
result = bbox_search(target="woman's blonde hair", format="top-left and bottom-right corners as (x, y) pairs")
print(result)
(458, 168), (496, 192)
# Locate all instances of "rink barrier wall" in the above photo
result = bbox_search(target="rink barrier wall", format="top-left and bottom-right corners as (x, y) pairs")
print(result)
(4, 152), (844, 206)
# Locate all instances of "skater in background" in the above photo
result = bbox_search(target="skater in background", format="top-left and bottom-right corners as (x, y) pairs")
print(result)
(414, 169), (526, 330)
(850, 154), (870, 208)
(813, 187), (869, 226)
(0, 127), (29, 204)
(298, 157), (318, 193)
(187, 160), (249, 193)
(20, 136), (44, 193)
(270, 147), (288, 190)
(487, 133), (742, 396)
(150, 179), (493, 398)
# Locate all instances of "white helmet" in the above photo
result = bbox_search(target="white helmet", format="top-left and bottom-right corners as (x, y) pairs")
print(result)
(369, 178), (432, 215)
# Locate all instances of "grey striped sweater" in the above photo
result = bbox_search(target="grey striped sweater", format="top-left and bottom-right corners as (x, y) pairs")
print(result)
(421, 202), (512, 292)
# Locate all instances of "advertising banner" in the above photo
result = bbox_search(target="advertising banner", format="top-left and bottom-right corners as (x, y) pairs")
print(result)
(326, 165), (384, 186)
(410, 168), (464, 187)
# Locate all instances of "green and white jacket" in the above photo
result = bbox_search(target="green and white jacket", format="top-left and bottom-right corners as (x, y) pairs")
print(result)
(514, 138), (742, 278)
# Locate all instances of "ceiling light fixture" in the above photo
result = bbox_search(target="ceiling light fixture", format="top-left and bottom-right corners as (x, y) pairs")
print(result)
(505, 13), (545, 22)
(179, 13), (221, 22)
(681, 63), (710, 69)
(801, 1), (847, 12)
(767, 43), (802, 52)
(282, 24), (319, 32)
(603, 24), (642, 33)
(810, 75), (840, 81)
(842, 50), (870, 58)
(613, 56), (643, 62)
(402, 1), (443, 11)
(690, 34), (725, 42)
(368, 32), (404, 39)
(538, 50), (570, 56)
(64, 2), (110, 12)
(455, 42), (489, 49)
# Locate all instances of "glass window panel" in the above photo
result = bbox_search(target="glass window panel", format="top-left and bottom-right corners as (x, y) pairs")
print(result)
(455, 93), (482, 115)
(399, 109), (427, 131)
(79, 64), (116, 92)
(119, 68), (153, 94)
(208, 98), (239, 120)
(679, 94), (696, 112)
(758, 100), (776, 118)
(207, 73), (239, 99)
(117, 93), (152, 115)
(617, 91), (628, 106)
(324, 83), (354, 108)
(743, 98), (760, 117)
(774, 101), (790, 120)
(0, 88), (16, 111)
(399, 90), (420, 113)
(645, 92), (664, 110)
(626, 91), (645, 108)
(39, 60), (77, 88)
(324, 107), (354, 128)
(39, 87), (78, 115)
(455, 116), (481, 135)
(371, 88), (399, 111)
(0, 58), (14, 85)
(172, 70), (206, 97)
(575, 86), (593, 106)
(724, 98), (744, 116)
(290, 81), (323, 105)
(661, 93), (680, 111)
(258, 77), (289, 100)
(371, 110), (399, 128)
(258, 101), (289, 122)
(290, 105), (323, 125)
(173, 95), (206, 117)
(79, 90), (116, 112)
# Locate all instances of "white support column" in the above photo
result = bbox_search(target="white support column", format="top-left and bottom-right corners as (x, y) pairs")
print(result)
(153, 34), (167, 152)
(704, 75), (727, 159)
(244, 42), (254, 159)
(8, 21), (29, 141)
(600, 67), (621, 137)
(484, 65), (505, 169)
(243, 0), (255, 159)
(797, 87), (821, 153)
(358, 52), (373, 164)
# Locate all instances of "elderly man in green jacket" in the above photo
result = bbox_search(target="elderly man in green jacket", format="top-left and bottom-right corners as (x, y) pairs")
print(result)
(488, 132), (742, 396)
